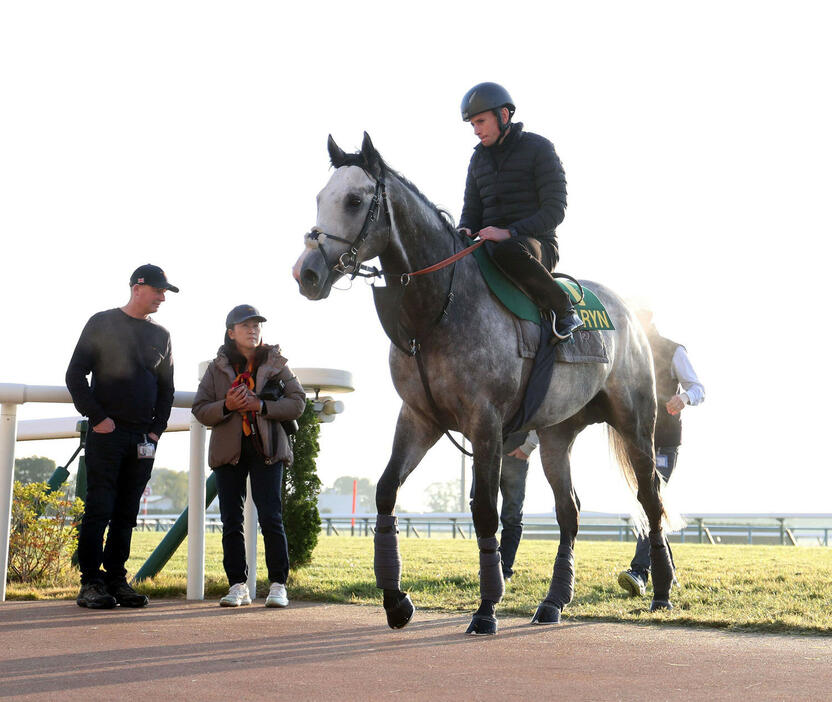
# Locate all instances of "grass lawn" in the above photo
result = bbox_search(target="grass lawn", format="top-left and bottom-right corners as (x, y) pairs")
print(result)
(6, 534), (832, 635)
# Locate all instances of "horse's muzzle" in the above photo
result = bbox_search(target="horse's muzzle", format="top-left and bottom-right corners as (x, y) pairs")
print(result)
(294, 247), (335, 300)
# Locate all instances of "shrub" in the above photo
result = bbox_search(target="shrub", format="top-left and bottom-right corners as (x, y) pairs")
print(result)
(283, 400), (322, 567)
(8, 482), (84, 584)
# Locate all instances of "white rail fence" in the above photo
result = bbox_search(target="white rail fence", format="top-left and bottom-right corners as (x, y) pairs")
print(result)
(0, 370), (351, 602)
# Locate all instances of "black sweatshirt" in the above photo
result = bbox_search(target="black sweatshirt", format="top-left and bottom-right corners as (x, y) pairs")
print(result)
(65, 308), (175, 437)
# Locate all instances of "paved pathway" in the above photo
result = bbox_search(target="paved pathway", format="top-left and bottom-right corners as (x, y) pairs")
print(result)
(1, 599), (830, 701)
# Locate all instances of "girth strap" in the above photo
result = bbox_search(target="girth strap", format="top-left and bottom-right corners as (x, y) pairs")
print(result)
(413, 347), (473, 457)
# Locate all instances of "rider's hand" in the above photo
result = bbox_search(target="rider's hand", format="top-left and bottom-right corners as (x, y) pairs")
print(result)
(92, 418), (115, 433)
(477, 226), (511, 242)
(665, 394), (687, 416)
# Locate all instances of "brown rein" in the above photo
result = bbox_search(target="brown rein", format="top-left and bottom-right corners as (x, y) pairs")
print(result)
(401, 238), (485, 285)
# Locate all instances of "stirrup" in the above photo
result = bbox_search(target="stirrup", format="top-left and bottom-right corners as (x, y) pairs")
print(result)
(552, 311), (583, 341)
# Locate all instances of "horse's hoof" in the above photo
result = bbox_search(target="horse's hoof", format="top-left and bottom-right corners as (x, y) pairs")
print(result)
(385, 593), (415, 629)
(531, 603), (562, 625)
(650, 599), (673, 612)
(466, 613), (498, 635)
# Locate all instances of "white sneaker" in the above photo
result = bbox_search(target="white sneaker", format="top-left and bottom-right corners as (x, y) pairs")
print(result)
(265, 582), (288, 608)
(220, 582), (251, 607)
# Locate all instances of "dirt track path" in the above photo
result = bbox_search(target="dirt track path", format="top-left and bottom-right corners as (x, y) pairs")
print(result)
(1, 600), (829, 701)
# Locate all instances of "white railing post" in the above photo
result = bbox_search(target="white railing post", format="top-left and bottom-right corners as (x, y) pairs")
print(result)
(245, 478), (258, 599)
(186, 361), (209, 601)
(186, 415), (207, 600)
(0, 403), (19, 601)
(0, 368), (352, 601)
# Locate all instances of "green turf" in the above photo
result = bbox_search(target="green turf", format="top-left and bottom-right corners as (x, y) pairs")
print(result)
(7, 534), (832, 635)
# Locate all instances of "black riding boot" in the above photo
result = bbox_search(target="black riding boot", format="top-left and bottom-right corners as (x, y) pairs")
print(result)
(489, 236), (582, 341)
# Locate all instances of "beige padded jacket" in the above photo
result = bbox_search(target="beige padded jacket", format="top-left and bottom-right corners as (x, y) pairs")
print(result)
(191, 345), (305, 468)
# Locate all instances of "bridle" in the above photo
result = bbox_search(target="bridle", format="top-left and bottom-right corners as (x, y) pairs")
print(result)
(303, 175), (391, 283)
(303, 171), (489, 288)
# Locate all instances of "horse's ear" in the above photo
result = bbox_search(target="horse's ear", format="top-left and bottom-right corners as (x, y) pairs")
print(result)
(360, 131), (383, 177)
(327, 134), (347, 168)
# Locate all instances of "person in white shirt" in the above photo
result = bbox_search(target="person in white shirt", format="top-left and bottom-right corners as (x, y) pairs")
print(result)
(618, 307), (705, 597)
(498, 430), (539, 580)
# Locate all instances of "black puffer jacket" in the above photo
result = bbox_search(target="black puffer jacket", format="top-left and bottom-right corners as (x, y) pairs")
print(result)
(459, 123), (567, 244)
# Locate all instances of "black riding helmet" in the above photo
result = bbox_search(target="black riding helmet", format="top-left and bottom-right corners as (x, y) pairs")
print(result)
(460, 82), (516, 137)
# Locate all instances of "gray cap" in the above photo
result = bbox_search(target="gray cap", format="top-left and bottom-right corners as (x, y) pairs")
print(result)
(460, 82), (515, 122)
(225, 304), (267, 328)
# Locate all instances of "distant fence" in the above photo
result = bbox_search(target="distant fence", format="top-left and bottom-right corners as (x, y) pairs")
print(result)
(312, 512), (832, 547)
(135, 511), (832, 546)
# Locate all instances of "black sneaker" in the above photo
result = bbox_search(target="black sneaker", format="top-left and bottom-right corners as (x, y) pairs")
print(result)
(552, 310), (584, 342)
(617, 569), (648, 597)
(107, 579), (149, 608)
(77, 581), (117, 609)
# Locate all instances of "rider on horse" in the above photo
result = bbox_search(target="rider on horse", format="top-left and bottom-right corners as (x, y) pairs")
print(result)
(458, 81), (583, 342)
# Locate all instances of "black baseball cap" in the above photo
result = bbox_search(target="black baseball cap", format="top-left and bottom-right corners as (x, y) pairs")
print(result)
(130, 264), (180, 293)
(226, 304), (267, 328)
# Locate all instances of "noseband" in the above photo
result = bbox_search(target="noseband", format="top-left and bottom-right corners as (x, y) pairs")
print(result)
(304, 176), (390, 282)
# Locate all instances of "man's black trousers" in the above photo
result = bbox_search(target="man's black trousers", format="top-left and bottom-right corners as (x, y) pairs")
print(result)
(77, 426), (154, 584)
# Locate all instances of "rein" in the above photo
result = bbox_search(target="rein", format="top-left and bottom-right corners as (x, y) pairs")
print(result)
(400, 239), (485, 286)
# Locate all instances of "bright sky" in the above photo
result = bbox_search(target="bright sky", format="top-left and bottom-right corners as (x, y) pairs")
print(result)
(2, 2), (831, 515)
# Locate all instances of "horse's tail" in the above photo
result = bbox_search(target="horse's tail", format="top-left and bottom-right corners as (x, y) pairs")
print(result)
(606, 425), (640, 494)
(606, 426), (683, 534)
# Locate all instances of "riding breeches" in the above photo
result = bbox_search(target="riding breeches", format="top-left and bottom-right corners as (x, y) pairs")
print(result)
(489, 235), (573, 315)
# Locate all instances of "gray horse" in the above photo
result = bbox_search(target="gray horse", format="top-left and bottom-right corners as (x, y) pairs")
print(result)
(293, 133), (675, 634)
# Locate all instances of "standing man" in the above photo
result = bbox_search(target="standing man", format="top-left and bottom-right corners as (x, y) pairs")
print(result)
(458, 81), (582, 342)
(66, 264), (178, 609)
(618, 307), (705, 597)
(499, 430), (538, 580)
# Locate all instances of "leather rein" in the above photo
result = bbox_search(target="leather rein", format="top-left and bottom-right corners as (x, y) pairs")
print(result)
(303, 175), (485, 286)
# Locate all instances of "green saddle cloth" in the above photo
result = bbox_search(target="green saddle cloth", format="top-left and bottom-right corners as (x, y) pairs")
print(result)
(472, 246), (614, 330)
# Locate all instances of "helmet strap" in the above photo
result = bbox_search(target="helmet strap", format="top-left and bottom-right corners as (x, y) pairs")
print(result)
(494, 108), (511, 142)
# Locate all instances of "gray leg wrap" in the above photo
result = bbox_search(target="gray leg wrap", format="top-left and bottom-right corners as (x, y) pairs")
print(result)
(543, 545), (575, 608)
(478, 536), (504, 603)
(649, 530), (673, 600)
(374, 515), (402, 590)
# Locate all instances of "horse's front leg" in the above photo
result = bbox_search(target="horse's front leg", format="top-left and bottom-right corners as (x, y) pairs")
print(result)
(374, 404), (441, 630)
(532, 423), (583, 624)
(466, 415), (504, 636)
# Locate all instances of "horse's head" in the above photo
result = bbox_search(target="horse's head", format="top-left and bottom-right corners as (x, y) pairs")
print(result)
(293, 132), (390, 300)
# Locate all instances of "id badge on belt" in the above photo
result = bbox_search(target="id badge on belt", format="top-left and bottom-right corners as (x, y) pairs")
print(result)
(137, 434), (156, 459)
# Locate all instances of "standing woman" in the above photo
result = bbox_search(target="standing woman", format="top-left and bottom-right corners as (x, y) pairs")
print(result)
(193, 304), (306, 607)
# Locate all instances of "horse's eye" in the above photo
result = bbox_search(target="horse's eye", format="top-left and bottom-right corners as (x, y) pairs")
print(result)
(347, 195), (362, 209)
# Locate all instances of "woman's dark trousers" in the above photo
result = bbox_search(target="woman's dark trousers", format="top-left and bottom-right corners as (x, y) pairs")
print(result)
(214, 438), (289, 586)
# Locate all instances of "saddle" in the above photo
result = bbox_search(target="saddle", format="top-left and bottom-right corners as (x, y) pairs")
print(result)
(472, 245), (612, 436)
(471, 244), (615, 334)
